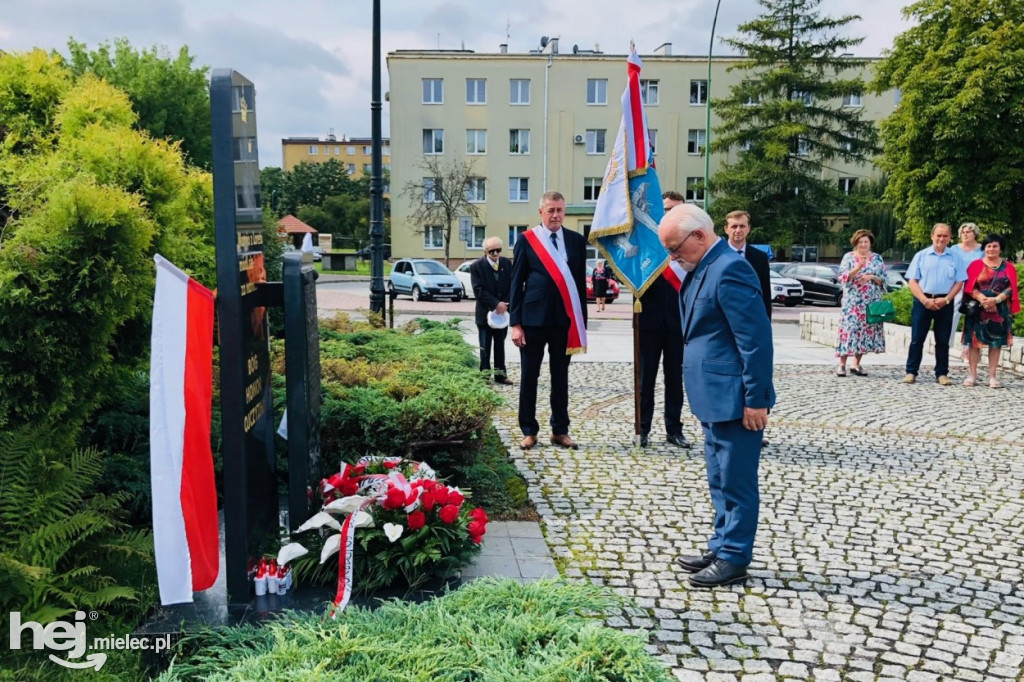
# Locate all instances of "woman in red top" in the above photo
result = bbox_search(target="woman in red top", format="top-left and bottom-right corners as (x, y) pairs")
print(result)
(962, 233), (1020, 388)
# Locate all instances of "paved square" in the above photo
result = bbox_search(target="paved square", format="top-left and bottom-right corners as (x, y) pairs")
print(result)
(494, 361), (1024, 680)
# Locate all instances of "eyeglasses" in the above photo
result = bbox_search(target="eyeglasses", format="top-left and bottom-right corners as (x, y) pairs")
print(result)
(487, 248), (502, 254)
(665, 231), (697, 255)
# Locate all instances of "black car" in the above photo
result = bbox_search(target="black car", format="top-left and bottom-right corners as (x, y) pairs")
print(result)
(356, 243), (392, 260)
(779, 263), (844, 306)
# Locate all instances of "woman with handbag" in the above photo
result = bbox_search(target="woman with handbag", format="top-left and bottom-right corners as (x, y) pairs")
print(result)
(949, 222), (984, 359)
(962, 233), (1020, 388)
(835, 230), (888, 376)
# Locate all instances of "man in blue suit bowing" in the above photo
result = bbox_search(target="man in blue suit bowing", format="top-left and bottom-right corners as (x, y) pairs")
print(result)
(658, 203), (775, 588)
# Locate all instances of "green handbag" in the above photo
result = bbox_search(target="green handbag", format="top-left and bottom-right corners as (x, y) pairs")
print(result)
(866, 299), (896, 324)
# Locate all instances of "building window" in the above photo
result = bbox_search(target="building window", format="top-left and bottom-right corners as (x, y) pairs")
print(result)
(583, 177), (602, 202)
(740, 139), (753, 151)
(347, 163), (355, 175)
(422, 78), (443, 104)
(743, 83), (760, 107)
(334, 146), (340, 155)
(838, 177), (856, 194)
(690, 80), (707, 105)
(235, 185), (261, 211)
(585, 129), (606, 154)
(234, 137), (258, 162)
(685, 177), (705, 203)
(382, 145), (391, 155)
(466, 177), (486, 203)
(508, 177), (529, 202)
(842, 93), (863, 107)
(687, 129), (706, 155)
(792, 90), (813, 105)
(510, 78), (530, 105)
(422, 177), (437, 203)
(640, 79), (659, 105)
(466, 129), (487, 154)
(648, 129), (658, 156)
(841, 131), (854, 152)
(362, 163), (372, 173)
(422, 128), (444, 154)
(307, 145), (318, 155)
(587, 78), (607, 105)
(795, 137), (810, 156)
(469, 225), (485, 249)
(509, 224), (528, 245)
(509, 128), (530, 155)
(423, 225), (444, 249)
(363, 146), (372, 154)
(466, 78), (486, 104)
(347, 146), (356, 155)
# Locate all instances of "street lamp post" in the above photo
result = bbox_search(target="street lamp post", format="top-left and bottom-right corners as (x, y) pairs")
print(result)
(368, 0), (385, 314)
(703, 0), (723, 211)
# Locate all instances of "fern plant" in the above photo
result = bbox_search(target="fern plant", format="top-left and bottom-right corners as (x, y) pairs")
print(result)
(0, 423), (155, 624)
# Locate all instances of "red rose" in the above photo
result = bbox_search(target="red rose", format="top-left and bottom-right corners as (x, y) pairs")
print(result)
(383, 460), (399, 469)
(447, 490), (465, 507)
(470, 507), (489, 524)
(419, 480), (437, 491)
(353, 464), (366, 475)
(432, 487), (449, 506)
(439, 504), (460, 524)
(407, 510), (426, 530)
(339, 479), (359, 497)
(420, 491), (437, 511)
(383, 487), (407, 510)
(470, 534), (483, 544)
(468, 520), (486, 538)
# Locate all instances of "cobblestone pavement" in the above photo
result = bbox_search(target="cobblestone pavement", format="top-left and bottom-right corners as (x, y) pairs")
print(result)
(491, 362), (1024, 681)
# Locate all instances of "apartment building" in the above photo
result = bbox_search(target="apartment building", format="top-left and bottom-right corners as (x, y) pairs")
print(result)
(387, 41), (898, 261)
(281, 133), (391, 179)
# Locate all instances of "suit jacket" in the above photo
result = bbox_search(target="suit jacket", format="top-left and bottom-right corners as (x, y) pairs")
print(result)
(637, 275), (682, 334)
(470, 256), (512, 326)
(682, 239), (775, 424)
(509, 227), (588, 328)
(740, 244), (773, 318)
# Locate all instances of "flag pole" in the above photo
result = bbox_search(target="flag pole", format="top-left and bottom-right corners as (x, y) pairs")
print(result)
(632, 296), (642, 447)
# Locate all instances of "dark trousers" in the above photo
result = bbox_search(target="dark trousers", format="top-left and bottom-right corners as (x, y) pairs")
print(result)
(701, 419), (762, 567)
(906, 299), (954, 377)
(518, 325), (571, 436)
(639, 328), (684, 436)
(476, 324), (507, 378)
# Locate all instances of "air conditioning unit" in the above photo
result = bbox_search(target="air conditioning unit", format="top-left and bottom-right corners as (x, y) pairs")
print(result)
(573, 134), (585, 145)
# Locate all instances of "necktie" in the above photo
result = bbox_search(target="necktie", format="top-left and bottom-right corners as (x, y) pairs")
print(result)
(491, 260), (499, 271)
(736, 249), (743, 256)
(549, 233), (558, 251)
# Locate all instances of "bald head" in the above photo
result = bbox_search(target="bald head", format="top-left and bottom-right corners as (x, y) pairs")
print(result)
(658, 204), (717, 269)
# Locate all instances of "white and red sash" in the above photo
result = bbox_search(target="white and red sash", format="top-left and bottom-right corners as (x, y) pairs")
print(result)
(522, 226), (587, 354)
(661, 261), (687, 292)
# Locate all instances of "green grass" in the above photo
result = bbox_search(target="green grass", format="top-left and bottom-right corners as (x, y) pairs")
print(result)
(316, 259), (392, 276)
(158, 578), (673, 682)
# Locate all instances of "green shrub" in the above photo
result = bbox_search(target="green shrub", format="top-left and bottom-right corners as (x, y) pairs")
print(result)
(158, 578), (673, 682)
(883, 285), (914, 326)
(0, 423), (155, 626)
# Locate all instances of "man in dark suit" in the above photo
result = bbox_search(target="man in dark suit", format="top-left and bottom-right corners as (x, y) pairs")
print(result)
(658, 203), (775, 588)
(509, 191), (588, 451)
(724, 210), (772, 319)
(470, 236), (513, 384)
(636, 191), (690, 449)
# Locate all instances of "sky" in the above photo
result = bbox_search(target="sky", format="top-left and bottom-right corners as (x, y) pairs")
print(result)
(0, 0), (914, 168)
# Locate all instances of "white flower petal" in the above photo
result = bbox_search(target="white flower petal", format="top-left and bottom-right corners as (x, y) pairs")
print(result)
(297, 511), (342, 533)
(324, 495), (367, 516)
(320, 534), (342, 564)
(276, 542), (309, 567)
(352, 510), (375, 528)
(383, 522), (403, 543)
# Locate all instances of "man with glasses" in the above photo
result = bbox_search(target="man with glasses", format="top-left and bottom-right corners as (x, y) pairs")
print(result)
(658, 203), (774, 588)
(470, 237), (513, 384)
(903, 223), (967, 385)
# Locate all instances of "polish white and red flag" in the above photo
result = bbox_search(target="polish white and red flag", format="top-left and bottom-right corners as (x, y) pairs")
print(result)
(149, 255), (219, 605)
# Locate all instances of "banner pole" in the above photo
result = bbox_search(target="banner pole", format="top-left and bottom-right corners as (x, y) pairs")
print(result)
(633, 295), (642, 447)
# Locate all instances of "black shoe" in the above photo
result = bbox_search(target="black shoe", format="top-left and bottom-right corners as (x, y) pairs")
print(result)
(494, 376), (513, 385)
(762, 438), (770, 447)
(676, 550), (716, 573)
(666, 433), (691, 448)
(639, 434), (649, 447)
(688, 558), (748, 587)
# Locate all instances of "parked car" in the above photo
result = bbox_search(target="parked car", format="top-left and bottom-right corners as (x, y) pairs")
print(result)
(454, 261), (475, 299)
(779, 262), (844, 306)
(586, 265), (620, 303)
(387, 258), (462, 301)
(887, 261), (910, 278)
(885, 269), (908, 292)
(769, 269), (804, 306)
(356, 243), (392, 260)
(769, 261), (792, 274)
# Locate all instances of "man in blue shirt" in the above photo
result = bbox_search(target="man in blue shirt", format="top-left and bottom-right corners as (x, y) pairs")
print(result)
(903, 223), (967, 385)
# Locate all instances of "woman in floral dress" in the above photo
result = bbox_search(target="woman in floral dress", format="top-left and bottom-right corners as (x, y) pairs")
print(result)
(835, 230), (887, 376)
(962, 233), (1020, 388)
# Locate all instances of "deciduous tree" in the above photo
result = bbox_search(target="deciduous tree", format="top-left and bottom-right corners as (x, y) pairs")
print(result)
(874, 0), (1024, 248)
(400, 156), (480, 267)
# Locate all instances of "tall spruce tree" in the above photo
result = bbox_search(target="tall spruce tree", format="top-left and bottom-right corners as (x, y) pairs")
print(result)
(709, 0), (879, 248)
